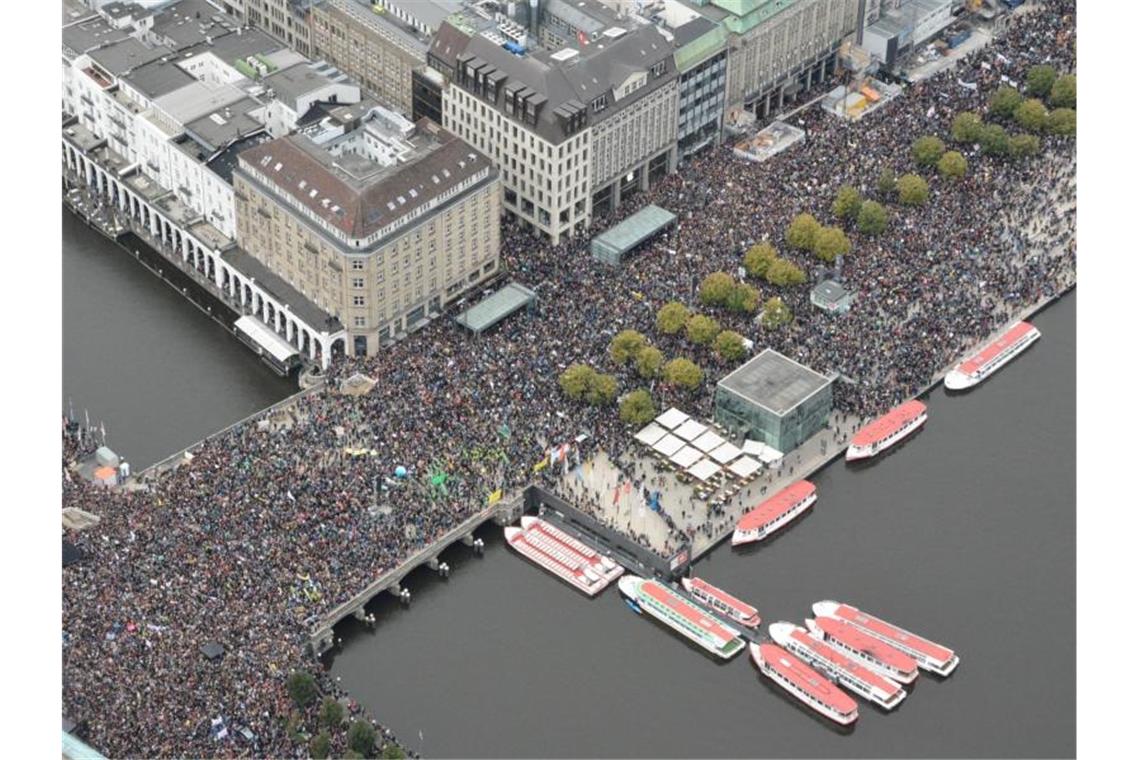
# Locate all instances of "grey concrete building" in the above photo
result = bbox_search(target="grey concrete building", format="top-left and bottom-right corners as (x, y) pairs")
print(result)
(224, 0), (319, 57)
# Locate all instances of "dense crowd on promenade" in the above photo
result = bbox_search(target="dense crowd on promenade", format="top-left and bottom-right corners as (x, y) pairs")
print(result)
(63, 4), (1075, 757)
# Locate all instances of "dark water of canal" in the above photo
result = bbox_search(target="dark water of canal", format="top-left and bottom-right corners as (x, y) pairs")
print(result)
(326, 292), (1075, 758)
(62, 210), (295, 469)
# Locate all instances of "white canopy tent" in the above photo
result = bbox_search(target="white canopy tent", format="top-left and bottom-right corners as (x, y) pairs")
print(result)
(742, 439), (784, 465)
(710, 442), (744, 465)
(693, 430), (727, 453)
(728, 456), (763, 480)
(686, 458), (722, 482)
(634, 422), (668, 447)
(652, 433), (686, 457)
(655, 407), (690, 430)
(670, 445), (703, 469)
(675, 419), (709, 442)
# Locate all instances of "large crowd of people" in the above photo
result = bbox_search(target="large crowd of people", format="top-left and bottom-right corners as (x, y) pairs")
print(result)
(63, 3), (1075, 757)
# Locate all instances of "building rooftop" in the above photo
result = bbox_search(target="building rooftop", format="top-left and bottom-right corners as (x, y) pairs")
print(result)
(123, 57), (198, 98)
(88, 37), (172, 76)
(811, 279), (849, 304)
(182, 98), (265, 151)
(454, 282), (536, 334)
(206, 131), (275, 183)
(717, 349), (833, 416)
(63, 15), (129, 59)
(382, 0), (462, 32)
(590, 204), (676, 264)
(237, 116), (494, 241)
(263, 63), (344, 106)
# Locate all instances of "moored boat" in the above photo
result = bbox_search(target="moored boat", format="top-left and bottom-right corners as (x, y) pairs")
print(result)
(813, 600), (959, 676)
(681, 576), (761, 628)
(806, 616), (919, 684)
(945, 321), (1040, 390)
(732, 480), (817, 546)
(846, 400), (927, 461)
(504, 516), (623, 596)
(751, 642), (859, 726)
(769, 622), (906, 710)
(619, 576), (744, 660)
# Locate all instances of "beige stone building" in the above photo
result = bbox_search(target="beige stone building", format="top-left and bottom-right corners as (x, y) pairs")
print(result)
(234, 105), (501, 356)
(309, 0), (428, 118)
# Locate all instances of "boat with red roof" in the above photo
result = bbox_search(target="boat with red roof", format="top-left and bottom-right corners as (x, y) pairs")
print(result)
(806, 616), (919, 684)
(769, 622), (906, 710)
(945, 320), (1040, 390)
(813, 600), (959, 676)
(845, 400), (927, 461)
(681, 576), (761, 628)
(619, 576), (745, 659)
(751, 642), (859, 726)
(504, 516), (623, 596)
(731, 480), (817, 546)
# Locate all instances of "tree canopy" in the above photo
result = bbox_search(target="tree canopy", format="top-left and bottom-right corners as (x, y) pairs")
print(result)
(585, 372), (618, 407)
(979, 123), (1010, 156)
(911, 135), (946, 168)
(319, 698), (345, 729)
(714, 330), (746, 362)
(726, 282), (759, 313)
(765, 258), (807, 287)
(609, 329), (647, 365)
(347, 721), (377, 757)
(813, 226), (851, 263)
(698, 272), (736, 306)
(831, 185), (862, 221)
(1049, 74), (1076, 109)
(619, 389), (657, 425)
(743, 242), (778, 278)
(1025, 64), (1057, 98)
(1014, 98), (1049, 133)
(937, 150), (968, 180)
(1047, 107), (1076, 137)
(856, 200), (889, 235)
(951, 112), (984, 144)
(634, 345), (663, 379)
(989, 85), (1023, 120)
(559, 364), (595, 400)
(785, 213), (821, 251)
(655, 301), (690, 335)
(310, 733), (331, 760)
(876, 167), (898, 198)
(286, 671), (317, 710)
(760, 296), (792, 330)
(685, 314), (721, 346)
(1010, 133), (1041, 159)
(896, 174), (930, 206)
(663, 358), (703, 390)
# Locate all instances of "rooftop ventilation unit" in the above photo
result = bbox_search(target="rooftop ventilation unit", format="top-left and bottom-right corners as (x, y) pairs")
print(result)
(603, 27), (627, 40)
(551, 48), (580, 63)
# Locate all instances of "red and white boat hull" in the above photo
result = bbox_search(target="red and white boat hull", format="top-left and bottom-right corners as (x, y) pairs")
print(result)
(945, 321), (1041, 390)
(814, 601), (959, 676)
(505, 517), (623, 596)
(681, 577), (761, 628)
(751, 642), (859, 726)
(806, 617), (919, 684)
(770, 622), (906, 710)
(732, 481), (817, 546)
(846, 401), (927, 461)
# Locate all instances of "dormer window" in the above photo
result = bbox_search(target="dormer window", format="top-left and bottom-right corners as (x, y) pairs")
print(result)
(592, 95), (607, 113)
(652, 61), (666, 77)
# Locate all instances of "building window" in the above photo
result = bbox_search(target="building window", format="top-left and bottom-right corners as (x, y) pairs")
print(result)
(652, 61), (666, 77)
(592, 95), (607, 112)
(351, 277), (365, 288)
(351, 259), (365, 270)
(353, 316), (366, 327)
(352, 295), (366, 307)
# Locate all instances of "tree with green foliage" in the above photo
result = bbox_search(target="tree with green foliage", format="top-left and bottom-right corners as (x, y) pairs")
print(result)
(760, 296), (792, 330)
(876, 167), (898, 198)
(896, 174), (930, 206)
(381, 744), (408, 760)
(1025, 64), (1057, 98)
(743, 242), (778, 278)
(634, 345), (663, 379)
(812, 226), (851, 263)
(698, 271), (735, 306)
(319, 698), (345, 730)
(310, 732), (331, 760)
(586, 372), (619, 407)
(726, 282), (759, 314)
(656, 301), (690, 335)
(951, 111), (984, 144)
(1049, 74), (1076, 109)
(785, 213), (821, 251)
(559, 364), (595, 400)
(831, 185), (862, 221)
(619, 389), (657, 425)
(286, 671), (317, 710)
(1010, 133), (1041, 159)
(347, 721), (377, 757)
(856, 200), (889, 236)
(609, 329), (647, 365)
(765, 258), (807, 287)
(713, 330), (746, 362)
(979, 123), (1010, 156)
(989, 85), (1023, 120)
(663, 358), (703, 391)
(911, 135), (946, 169)
(1014, 98), (1049, 133)
(685, 314), (721, 346)
(344, 752), (363, 760)
(937, 150), (968, 180)
(1047, 107), (1076, 137)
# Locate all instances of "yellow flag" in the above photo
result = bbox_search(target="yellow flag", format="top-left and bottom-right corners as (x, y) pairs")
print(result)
(488, 489), (503, 505)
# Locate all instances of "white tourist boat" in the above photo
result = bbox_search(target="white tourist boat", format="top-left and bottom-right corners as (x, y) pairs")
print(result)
(944, 321), (1041, 390)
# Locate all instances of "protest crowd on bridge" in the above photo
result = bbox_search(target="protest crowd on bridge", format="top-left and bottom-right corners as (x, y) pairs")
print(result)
(63, 3), (1075, 757)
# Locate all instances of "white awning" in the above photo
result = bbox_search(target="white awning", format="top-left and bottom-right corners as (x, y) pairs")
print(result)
(686, 458), (721, 482)
(693, 430), (727, 453)
(235, 316), (299, 364)
(742, 439), (784, 464)
(710, 442), (743, 464)
(635, 422), (668, 447)
(655, 407), (689, 430)
(652, 433), (686, 457)
(728, 456), (762, 480)
(670, 445), (703, 469)
(674, 419), (709, 442)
